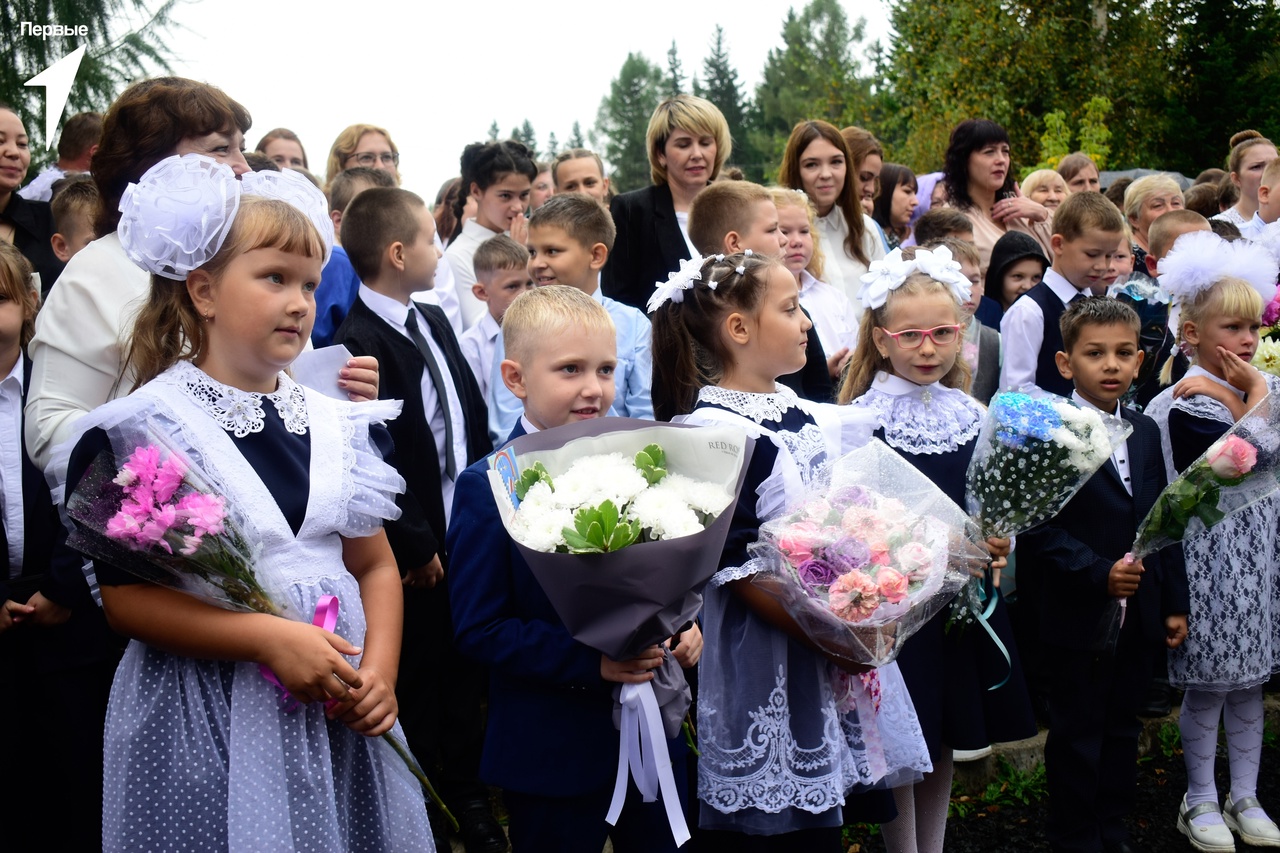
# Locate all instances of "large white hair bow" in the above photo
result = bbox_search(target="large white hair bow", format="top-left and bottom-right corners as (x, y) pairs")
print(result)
(118, 154), (334, 280)
(858, 245), (972, 311)
(1159, 229), (1279, 334)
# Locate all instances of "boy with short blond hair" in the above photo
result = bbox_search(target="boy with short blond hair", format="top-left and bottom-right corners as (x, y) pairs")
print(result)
(1242, 158), (1280, 239)
(1021, 297), (1188, 853)
(487, 193), (652, 444)
(461, 234), (532, 398)
(49, 177), (98, 267)
(449, 284), (691, 851)
(1000, 192), (1126, 396)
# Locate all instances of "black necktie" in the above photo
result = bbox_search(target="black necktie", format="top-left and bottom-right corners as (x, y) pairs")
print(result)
(1070, 292), (1087, 304)
(403, 307), (457, 480)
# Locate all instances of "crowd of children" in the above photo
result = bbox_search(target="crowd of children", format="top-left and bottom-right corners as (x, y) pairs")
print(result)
(3, 78), (1280, 853)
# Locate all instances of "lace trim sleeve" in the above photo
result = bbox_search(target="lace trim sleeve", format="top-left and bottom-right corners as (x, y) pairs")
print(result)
(333, 398), (407, 537)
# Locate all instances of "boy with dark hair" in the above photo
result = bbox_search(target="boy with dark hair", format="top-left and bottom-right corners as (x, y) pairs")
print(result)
(333, 187), (503, 853)
(1020, 296), (1188, 853)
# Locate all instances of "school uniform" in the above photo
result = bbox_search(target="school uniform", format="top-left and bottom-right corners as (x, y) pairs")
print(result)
(1018, 398), (1189, 853)
(332, 288), (493, 814)
(603, 183), (691, 313)
(447, 418), (688, 852)
(459, 311), (501, 400)
(999, 270), (1087, 396)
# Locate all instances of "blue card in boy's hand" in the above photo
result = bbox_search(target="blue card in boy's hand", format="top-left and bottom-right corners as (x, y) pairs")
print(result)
(491, 446), (521, 508)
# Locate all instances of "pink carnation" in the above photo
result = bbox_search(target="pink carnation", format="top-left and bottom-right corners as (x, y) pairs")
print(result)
(152, 456), (188, 504)
(778, 520), (822, 566)
(828, 570), (881, 622)
(106, 507), (145, 542)
(180, 535), (204, 556)
(895, 541), (935, 581)
(177, 493), (227, 536)
(876, 567), (909, 603)
(121, 446), (161, 492)
(136, 503), (178, 553)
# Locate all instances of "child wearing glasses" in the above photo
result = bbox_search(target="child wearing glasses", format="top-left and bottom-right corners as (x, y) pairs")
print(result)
(444, 140), (538, 330)
(839, 246), (1035, 853)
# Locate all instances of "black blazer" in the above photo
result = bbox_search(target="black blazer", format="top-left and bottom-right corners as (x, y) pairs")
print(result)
(1018, 407), (1189, 650)
(603, 183), (691, 313)
(2, 193), (64, 296)
(334, 298), (489, 570)
(0, 358), (58, 604)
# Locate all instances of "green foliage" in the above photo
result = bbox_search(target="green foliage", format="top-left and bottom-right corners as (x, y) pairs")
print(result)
(665, 40), (685, 97)
(594, 52), (664, 193)
(695, 26), (761, 180)
(567, 121), (585, 150)
(634, 444), (667, 485)
(487, 121), (499, 142)
(515, 461), (553, 501)
(1157, 721), (1183, 758)
(949, 757), (1049, 819)
(0, 0), (176, 160)
(511, 120), (538, 158)
(751, 0), (873, 180)
(546, 132), (559, 158)
(561, 500), (642, 554)
(1078, 96), (1112, 170)
(1035, 110), (1072, 175)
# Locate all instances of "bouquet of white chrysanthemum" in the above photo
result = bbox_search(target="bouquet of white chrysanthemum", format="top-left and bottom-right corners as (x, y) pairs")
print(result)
(1253, 339), (1280, 377)
(486, 417), (752, 847)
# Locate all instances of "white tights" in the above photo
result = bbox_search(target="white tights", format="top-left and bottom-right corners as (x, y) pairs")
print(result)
(880, 750), (954, 853)
(1181, 686), (1265, 823)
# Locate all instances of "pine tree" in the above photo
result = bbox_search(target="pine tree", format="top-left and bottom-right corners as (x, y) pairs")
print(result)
(698, 25), (760, 179)
(1, 0), (177, 159)
(567, 121), (585, 149)
(595, 52), (664, 192)
(547, 132), (559, 157)
(665, 40), (685, 96)
(487, 121), (500, 142)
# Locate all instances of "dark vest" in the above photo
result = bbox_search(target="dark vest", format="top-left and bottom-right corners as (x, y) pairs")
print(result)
(1026, 283), (1075, 397)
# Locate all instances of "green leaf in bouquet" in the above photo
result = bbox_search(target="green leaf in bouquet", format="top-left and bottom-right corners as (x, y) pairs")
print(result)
(634, 444), (668, 485)
(516, 461), (554, 501)
(560, 499), (642, 553)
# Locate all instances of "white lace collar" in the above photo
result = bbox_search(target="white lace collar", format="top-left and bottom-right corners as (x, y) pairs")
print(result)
(853, 371), (983, 454)
(697, 383), (801, 424)
(170, 360), (309, 438)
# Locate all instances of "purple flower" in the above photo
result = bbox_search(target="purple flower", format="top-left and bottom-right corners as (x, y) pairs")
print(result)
(830, 485), (870, 508)
(826, 537), (871, 574)
(797, 557), (840, 589)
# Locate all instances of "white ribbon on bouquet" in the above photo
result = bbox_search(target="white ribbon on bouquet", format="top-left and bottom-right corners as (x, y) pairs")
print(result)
(606, 680), (690, 847)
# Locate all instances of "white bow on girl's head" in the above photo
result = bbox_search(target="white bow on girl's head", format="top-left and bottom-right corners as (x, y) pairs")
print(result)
(857, 245), (972, 311)
(118, 154), (334, 281)
(1158, 229), (1279, 334)
(647, 252), (731, 313)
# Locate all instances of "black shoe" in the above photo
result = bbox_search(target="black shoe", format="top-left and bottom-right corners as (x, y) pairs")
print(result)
(1138, 678), (1172, 718)
(457, 800), (508, 853)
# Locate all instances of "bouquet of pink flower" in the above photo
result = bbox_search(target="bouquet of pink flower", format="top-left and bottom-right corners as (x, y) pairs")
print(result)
(749, 440), (983, 666)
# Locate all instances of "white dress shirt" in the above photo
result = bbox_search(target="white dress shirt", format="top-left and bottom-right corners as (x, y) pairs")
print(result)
(411, 233), (463, 336)
(459, 311), (501, 399)
(1, 354), (25, 575)
(797, 270), (860, 357)
(815, 209), (886, 312)
(1072, 391), (1132, 496)
(359, 285), (469, 523)
(443, 219), (502, 330)
(999, 268), (1086, 395)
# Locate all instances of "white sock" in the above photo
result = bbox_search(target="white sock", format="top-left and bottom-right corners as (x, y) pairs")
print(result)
(1180, 688), (1226, 826)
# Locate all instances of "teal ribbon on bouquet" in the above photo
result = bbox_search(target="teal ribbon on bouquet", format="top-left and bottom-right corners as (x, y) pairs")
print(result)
(607, 681), (690, 847)
(954, 569), (1011, 692)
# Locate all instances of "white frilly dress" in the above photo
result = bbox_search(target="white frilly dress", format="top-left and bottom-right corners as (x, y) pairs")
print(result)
(680, 384), (930, 835)
(1145, 367), (1280, 692)
(66, 361), (434, 852)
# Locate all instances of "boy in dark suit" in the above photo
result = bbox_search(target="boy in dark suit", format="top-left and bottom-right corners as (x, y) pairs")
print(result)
(447, 285), (694, 852)
(333, 187), (503, 853)
(1019, 297), (1190, 853)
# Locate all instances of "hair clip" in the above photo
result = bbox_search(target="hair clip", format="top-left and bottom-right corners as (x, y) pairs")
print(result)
(743, 249), (754, 258)
(1161, 230), (1278, 336)
(647, 255), (706, 313)
(734, 265), (746, 275)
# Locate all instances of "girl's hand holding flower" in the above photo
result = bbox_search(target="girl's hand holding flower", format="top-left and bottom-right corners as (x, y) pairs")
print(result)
(669, 623), (703, 668)
(328, 665), (399, 737)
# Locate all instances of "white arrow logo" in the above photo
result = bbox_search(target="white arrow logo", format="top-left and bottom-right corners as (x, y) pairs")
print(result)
(24, 46), (87, 150)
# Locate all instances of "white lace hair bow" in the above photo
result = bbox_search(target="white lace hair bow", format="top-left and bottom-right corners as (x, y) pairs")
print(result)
(647, 253), (729, 313)
(118, 154), (333, 280)
(858, 245), (972, 311)
(1159, 229), (1279, 334)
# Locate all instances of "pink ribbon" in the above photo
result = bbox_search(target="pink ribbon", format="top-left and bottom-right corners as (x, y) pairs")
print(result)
(259, 594), (341, 712)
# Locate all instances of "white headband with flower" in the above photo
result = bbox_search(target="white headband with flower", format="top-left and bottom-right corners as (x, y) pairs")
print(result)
(857, 245), (972, 311)
(646, 251), (745, 313)
(118, 154), (334, 280)
(1158, 229), (1279, 334)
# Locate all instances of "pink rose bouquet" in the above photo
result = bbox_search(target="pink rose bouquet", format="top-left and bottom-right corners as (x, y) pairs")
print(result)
(749, 441), (982, 666)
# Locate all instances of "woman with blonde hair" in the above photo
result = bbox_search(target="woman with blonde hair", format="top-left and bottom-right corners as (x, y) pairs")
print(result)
(324, 123), (401, 189)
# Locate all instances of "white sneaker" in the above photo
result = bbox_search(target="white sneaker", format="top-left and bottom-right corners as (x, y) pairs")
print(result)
(1224, 795), (1280, 847)
(952, 745), (993, 762)
(1178, 795), (1236, 853)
